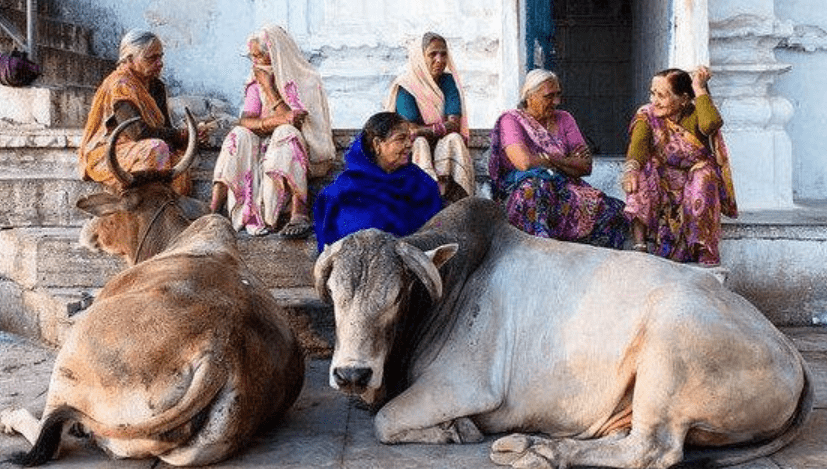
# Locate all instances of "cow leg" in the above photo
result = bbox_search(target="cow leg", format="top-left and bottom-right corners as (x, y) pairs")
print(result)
(1, 408), (41, 445)
(490, 423), (684, 469)
(374, 374), (499, 444)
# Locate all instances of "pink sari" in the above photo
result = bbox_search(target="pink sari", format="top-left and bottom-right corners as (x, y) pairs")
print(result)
(625, 105), (737, 265)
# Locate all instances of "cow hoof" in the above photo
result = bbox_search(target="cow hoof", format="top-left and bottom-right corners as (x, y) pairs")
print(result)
(511, 451), (554, 469)
(491, 434), (531, 465)
(1, 408), (22, 434)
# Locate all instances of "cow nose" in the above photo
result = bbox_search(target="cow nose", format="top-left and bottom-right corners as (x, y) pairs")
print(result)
(332, 366), (373, 389)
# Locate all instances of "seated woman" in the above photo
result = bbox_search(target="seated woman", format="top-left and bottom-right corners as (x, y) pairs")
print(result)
(211, 25), (336, 238)
(313, 112), (443, 252)
(622, 66), (737, 266)
(79, 29), (207, 195)
(489, 69), (627, 249)
(385, 32), (474, 202)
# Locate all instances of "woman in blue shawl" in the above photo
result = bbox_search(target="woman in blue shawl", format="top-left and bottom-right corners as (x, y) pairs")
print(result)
(314, 112), (443, 252)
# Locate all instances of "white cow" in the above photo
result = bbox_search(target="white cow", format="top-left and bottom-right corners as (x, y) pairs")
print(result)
(314, 197), (812, 469)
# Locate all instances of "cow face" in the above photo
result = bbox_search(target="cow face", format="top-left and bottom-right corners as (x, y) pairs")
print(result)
(77, 184), (208, 265)
(315, 229), (456, 403)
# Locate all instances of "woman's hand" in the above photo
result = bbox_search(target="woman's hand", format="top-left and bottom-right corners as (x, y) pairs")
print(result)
(568, 143), (591, 161)
(692, 66), (712, 96)
(288, 109), (308, 129)
(196, 120), (217, 146)
(622, 160), (641, 194)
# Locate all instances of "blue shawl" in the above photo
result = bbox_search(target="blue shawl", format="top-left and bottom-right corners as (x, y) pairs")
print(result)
(313, 134), (442, 252)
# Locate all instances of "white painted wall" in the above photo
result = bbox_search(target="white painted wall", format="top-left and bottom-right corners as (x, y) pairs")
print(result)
(57, 0), (518, 130)
(775, 0), (827, 201)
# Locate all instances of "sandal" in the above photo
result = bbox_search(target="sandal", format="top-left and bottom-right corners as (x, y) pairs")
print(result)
(279, 219), (313, 239)
(632, 243), (648, 253)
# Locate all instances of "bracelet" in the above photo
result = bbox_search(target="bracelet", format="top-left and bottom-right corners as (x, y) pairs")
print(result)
(430, 121), (446, 138)
(622, 159), (641, 174)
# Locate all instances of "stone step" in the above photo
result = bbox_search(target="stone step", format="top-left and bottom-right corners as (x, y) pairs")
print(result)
(2, 282), (333, 352)
(0, 8), (93, 56)
(0, 84), (99, 127)
(0, 0), (56, 18)
(0, 226), (318, 291)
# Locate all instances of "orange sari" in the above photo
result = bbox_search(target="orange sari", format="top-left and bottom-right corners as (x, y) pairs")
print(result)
(79, 64), (190, 194)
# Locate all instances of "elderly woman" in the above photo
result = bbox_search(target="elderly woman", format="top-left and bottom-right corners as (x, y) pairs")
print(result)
(489, 69), (627, 248)
(622, 66), (737, 266)
(211, 25), (336, 238)
(385, 32), (474, 202)
(79, 29), (205, 195)
(313, 112), (442, 252)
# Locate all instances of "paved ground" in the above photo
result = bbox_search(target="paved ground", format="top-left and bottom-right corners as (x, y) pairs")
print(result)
(1, 328), (826, 469)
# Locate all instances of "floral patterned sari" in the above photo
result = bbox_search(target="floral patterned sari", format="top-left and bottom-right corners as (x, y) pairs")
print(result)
(489, 109), (627, 248)
(624, 104), (737, 264)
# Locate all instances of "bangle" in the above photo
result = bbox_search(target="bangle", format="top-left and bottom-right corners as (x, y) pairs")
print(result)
(430, 121), (446, 138)
(623, 159), (641, 174)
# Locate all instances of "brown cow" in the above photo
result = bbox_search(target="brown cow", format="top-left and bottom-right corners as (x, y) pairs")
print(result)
(0, 112), (305, 466)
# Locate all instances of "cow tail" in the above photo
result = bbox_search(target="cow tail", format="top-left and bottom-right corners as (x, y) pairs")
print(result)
(700, 355), (814, 467)
(4, 406), (76, 467)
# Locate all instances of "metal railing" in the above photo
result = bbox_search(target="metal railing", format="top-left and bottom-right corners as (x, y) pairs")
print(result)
(0, 0), (38, 62)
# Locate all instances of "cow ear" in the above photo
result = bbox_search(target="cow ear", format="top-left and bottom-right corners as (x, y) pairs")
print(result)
(76, 193), (128, 217)
(396, 241), (444, 303)
(424, 243), (458, 270)
(314, 240), (343, 304)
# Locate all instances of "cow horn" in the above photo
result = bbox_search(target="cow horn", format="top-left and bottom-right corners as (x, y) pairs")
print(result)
(396, 241), (443, 302)
(314, 240), (343, 304)
(171, 107), (198, 178)
(106, 116), (141, 187)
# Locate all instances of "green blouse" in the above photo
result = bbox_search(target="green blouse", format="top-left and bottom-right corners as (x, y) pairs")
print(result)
(626, 94), (723, 165)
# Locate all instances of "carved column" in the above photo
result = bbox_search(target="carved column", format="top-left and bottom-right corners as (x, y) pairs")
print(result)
(709, 8), (795, 210)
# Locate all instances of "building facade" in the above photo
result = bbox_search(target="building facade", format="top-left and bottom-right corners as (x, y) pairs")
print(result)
(57, 0), (825, 210)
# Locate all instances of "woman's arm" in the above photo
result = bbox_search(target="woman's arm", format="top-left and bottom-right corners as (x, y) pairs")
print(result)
(111, 101), (185, 147)
(500, 113), (590, 177)
(237, 79), (307, 136)
(691, 66), (723, 136)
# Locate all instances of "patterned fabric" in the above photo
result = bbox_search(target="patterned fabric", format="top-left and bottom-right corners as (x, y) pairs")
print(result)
(385, 38), (474, 196)
(79, 64), (190, 194)
(624, 104), (738, 264)
(247, 25), (336, 177)
(213, 113), (309, 235)
(313, 134), (442, 252)
(489, 109), (628, 249)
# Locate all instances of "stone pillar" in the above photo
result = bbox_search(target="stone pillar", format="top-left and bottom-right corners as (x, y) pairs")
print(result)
(670, 0), (710, 69)
(708, 4), (795, 210)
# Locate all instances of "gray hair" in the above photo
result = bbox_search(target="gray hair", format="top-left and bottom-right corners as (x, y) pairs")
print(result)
(118, 29), (160, 65)
(519, 68), (560, 108)
(421, 32), (447, 51)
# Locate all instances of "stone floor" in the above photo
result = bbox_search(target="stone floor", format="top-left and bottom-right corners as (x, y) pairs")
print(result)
(1, 327), (826, 469)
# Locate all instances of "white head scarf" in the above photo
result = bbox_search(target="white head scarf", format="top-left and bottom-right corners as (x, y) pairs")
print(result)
(384, 32), (469, 140)
(246, 25), (336, 177)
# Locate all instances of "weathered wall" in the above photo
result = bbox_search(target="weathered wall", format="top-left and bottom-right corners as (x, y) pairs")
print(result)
(54, 0), (514, 129)
(775, 0), (827, 202)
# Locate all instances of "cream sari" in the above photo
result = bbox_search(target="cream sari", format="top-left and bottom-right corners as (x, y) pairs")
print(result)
(213, 25), (335, 234)
(385, 36), (474, 197)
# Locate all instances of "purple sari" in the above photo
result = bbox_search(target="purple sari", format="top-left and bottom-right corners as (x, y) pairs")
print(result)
(624, 105), (737, 265)
(489, 109), (627, 249)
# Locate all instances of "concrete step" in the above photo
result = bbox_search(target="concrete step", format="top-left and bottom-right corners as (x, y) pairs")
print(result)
(0, 8), (93, 56)
(0, 84), (99, 127)
(0, 226), (318, 291)
(0, 0), (56, 18)
(1, 280), (333, 353)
